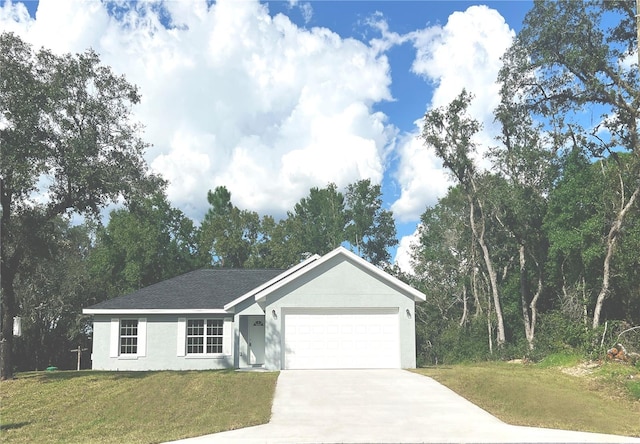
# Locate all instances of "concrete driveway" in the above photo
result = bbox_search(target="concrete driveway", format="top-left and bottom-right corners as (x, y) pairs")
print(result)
(168, 369), (640, 443)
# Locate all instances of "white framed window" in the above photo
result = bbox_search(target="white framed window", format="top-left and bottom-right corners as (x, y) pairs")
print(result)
(120, 319), (138, 354)
(110, 318), (146, 358)
(187, 319), (223, 354)
(177, 318), (232, 357)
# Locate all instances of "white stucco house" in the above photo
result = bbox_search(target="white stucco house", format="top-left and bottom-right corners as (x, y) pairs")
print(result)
(83, 246), (426, 371)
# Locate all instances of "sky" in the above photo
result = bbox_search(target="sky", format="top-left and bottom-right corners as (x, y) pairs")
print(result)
(0, 0), (533, 271)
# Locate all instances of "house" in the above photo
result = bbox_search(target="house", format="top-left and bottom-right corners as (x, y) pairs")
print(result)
(83, 246), (426, 370)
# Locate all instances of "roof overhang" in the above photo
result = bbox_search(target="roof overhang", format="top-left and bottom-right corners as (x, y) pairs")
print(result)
(82, 308), (230, 315)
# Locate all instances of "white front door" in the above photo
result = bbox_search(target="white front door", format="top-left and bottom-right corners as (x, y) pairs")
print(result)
(248, 316), (265, 365)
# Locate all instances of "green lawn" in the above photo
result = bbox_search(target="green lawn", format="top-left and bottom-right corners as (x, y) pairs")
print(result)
(415, 360), (640, 437)
(0, 370), (278, 444)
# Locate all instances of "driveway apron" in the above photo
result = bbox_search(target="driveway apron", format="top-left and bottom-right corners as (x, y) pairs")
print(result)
(167, 369), (640, 443)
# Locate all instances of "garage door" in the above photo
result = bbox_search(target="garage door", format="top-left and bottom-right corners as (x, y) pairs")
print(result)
(283, 308), (400, 369)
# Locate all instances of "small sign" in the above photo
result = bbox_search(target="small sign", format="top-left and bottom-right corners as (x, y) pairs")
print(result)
(13, 317), (22, 337)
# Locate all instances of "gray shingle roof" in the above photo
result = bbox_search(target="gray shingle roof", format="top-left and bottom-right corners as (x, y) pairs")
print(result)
(86, 268), (286, 310)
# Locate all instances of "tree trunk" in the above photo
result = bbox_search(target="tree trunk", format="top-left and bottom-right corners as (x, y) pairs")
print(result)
(1, 177), (17, 380)
(592, 185), (640, 328)
(486, 295), (493, 355)
(471, 243), (482, 317)
(519, 245), (543, 350)
(459, 284), (468, 327)
(469, 194), (506, 346)
(0, 267), (16, 380)
(519, 245), (533, 349)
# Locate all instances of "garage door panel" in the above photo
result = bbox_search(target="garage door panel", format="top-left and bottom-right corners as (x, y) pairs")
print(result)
(283, 309), (400, 369)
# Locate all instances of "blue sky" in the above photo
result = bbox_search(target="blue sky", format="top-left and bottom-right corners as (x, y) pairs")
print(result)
(1, 0), (533, 270)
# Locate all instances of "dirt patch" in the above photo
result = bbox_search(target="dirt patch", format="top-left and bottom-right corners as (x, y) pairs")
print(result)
(561, 361), (601, 377)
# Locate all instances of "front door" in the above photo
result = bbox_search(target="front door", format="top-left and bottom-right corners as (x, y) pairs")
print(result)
(248, 316), (265, 365)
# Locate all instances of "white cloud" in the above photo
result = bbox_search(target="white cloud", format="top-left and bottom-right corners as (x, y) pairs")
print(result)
(389, 5), (515, 272)
(1, 0), (393, 221)
(391, 126), (451, 222)
(394, 228), (420, 275)
(411, 5), (514, 113)
(299, 2), (313, 24)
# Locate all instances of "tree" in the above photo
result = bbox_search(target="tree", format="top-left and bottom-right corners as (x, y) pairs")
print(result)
(197, 186), (261, 268)
(544, 149), (640, 327)
(345, 179), (398, 266)
(90, 193), (199, 299)
(287, 183), (348, 257)
(0, 33), (160, 379)
(412, 187), (475, 324)
(13, 219), (94, 371)
(421, 90), (507, 347)
(500, 0), (640, 328)
(491, 92), (557, 350)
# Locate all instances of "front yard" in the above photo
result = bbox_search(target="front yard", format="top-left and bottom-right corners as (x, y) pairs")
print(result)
(416, 358), (640, 437)
(0, 370), (278, 444)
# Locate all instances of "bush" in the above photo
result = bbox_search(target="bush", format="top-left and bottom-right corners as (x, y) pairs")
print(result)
(534, 310), (592, 356)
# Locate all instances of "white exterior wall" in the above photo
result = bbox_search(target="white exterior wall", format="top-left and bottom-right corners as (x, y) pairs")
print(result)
(263, 256), (417, 370)
(91, 314), (234, 371)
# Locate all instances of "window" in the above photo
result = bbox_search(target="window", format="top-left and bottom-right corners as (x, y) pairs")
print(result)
(110, 318), (146, 358)
(187, 319), (224, 354)
(120, 320), (138, 355)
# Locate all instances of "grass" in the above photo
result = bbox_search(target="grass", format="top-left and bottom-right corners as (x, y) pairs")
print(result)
(415, 359), (640, 437)
(0, 370), (278, 444)
(535, 352), (583, 368)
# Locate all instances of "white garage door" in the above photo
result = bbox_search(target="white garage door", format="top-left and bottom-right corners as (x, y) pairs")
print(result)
(283, 308), (400, 369)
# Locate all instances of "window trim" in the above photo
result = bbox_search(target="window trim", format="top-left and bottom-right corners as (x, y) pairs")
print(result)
(186, 319), (224, 356)
(110, 317), (146, 359)
(177, 317), (232, 358)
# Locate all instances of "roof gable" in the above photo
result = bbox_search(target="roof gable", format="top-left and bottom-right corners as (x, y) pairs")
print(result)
(253, 246), (426, 303)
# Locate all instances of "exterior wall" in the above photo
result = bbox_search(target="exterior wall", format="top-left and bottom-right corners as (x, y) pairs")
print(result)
(263, 256), (417, 370)
(91, 314), (234, 371)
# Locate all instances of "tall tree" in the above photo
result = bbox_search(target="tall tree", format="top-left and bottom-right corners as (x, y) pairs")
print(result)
(345, 179), (398, 266)
(287, 183), (348, 257)
(412, 186), (476, 326)
(90, 193), (199, 299)
(491, 93), (557, 350)
(0, 33), (160, 379)
(421, 90), (506, 347)
(500, 0), (640, 328)
(197, 186), (261, 268)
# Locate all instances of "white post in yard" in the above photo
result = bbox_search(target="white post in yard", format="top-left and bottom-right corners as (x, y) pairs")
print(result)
(70, 345), (88, 371)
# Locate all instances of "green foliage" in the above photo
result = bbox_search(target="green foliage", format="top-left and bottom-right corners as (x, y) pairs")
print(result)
(12, 219), (94, 371)
(345, 179), (398, 265)
(533, 311), (592, 357)
(198, 181), (400, 269)
(0, 32), (160, 379)
(90, 193), (199, 299)
(197, 186), (261, 268)
(288, 183), (347, 257)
